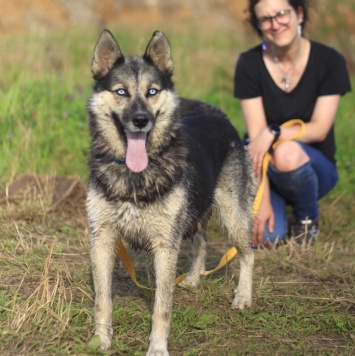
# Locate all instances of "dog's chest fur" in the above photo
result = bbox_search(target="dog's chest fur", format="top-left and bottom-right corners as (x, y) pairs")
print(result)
(87, 182), (187, 250)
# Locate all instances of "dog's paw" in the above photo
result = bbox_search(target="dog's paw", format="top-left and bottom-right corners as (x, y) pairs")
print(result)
(231, 290), (252, 310)
(146, 340), (169, 356)
(88, 334), (112, 351)
(178, 274), (200, 288)
(146, 350), (169, 356)
(146, 347), (169, 356)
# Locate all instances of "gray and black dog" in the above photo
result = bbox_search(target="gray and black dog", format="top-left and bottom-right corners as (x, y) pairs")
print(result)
(86, 29), (256, 355)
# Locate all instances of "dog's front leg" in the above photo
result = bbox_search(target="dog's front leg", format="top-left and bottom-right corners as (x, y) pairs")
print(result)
(232, 248), (254, 309)
(90, 226), (116, 350)
(147, 246), (179, 356)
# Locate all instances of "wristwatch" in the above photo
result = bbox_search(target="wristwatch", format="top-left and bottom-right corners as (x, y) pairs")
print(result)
(268, 124), (281, 145)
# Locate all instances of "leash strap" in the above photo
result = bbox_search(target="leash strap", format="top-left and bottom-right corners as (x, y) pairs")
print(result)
(175, 247), (238, 285)
(115, 240), (154, 290)
(116, 240), (237, 289)
(114, 119), (306, 289)
(252, 119), (306, 216)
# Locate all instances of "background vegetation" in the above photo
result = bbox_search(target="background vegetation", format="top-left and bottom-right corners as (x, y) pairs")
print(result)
(0, 7), (354, 356)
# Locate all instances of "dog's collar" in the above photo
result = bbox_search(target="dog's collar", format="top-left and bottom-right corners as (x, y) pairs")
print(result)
(111, 157), (126, 165)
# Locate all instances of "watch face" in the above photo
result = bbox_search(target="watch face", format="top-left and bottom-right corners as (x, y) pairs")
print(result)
(269, 124), (280, 136)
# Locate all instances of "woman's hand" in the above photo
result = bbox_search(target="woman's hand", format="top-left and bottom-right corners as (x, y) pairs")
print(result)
(248, 127), (274, 176)
(252, 178), (275, 248)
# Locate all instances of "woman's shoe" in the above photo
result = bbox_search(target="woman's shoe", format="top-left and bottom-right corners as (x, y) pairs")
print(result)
(291, 218), (319, 245)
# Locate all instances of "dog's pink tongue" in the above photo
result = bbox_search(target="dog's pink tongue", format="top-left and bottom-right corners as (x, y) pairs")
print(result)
(126, 132), (148, 173)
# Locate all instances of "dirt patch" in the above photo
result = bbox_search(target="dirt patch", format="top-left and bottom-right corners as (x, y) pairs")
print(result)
(0, 173), (86, 216)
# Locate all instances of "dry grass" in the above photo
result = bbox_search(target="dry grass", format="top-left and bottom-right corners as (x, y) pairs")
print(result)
(0, 180), (354, 355)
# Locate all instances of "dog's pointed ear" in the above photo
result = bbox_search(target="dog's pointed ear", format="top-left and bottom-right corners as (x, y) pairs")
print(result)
(143, 31), (173, 76)
(91, 29), (123, 79)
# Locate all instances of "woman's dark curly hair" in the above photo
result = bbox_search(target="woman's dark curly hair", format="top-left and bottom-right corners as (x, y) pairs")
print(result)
(247, 0), (310, 37)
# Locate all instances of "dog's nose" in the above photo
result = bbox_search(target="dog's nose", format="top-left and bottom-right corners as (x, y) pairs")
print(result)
(132, 113), (149, 129)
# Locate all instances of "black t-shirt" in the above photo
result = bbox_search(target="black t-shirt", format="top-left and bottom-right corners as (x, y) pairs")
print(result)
(233, 41), (352, 165)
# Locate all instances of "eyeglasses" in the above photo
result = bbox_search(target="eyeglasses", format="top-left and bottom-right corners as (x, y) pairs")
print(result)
(257, 9), (292, 31)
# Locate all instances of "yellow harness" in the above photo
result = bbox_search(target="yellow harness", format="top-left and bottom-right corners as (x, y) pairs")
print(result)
(115, 119), (305, 289)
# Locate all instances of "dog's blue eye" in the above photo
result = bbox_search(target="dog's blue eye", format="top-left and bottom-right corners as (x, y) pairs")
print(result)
(148, 88), (158, 96)
(116, 89), (127, 96)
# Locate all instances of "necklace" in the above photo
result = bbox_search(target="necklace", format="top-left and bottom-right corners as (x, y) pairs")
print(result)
(272, 38), (302, 91)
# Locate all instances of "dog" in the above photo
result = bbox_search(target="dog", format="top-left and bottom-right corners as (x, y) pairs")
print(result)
(86, 29), (256, 355)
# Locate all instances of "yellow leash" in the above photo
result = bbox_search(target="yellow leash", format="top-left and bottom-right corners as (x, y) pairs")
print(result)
(115, 119), (306, 289)
(115, 241), (154, 290)
(253, 119), (306, 216)
(116, 236), (239, 289)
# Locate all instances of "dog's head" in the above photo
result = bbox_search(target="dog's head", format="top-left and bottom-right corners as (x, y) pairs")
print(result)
(88, 30), (179, 173)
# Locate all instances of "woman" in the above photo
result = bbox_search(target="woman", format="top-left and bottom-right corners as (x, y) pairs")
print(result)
(234, 0), (351, 247)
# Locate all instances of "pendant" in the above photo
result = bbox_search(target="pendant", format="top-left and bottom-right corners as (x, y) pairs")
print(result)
(282, 75), (290, 90)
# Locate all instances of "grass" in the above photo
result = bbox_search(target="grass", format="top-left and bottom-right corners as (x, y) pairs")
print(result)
(0, 25), (354, 355)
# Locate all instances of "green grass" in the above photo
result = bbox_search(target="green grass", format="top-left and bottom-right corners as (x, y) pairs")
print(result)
(0, 27), (354, 355)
